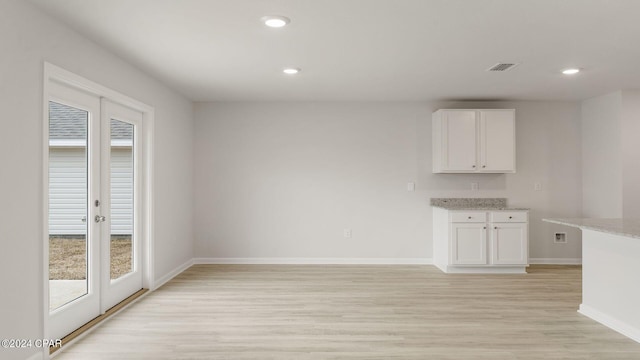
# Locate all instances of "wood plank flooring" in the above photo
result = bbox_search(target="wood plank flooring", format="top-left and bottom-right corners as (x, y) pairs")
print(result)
(51, 289), (148, 355)
(55, 265), (640, 359)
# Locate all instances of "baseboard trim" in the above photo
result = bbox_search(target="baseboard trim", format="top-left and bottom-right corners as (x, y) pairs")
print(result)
(579, 304), (640, 343)
(153, 258), (194, 290)
(193, 257), (433, 265)
(439, 265), (527, 274)
(529, 258), (582, 265)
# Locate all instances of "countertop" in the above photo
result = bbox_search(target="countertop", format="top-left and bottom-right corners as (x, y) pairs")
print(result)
(430, 198), (529, 211)
(543, 218), (640, 239)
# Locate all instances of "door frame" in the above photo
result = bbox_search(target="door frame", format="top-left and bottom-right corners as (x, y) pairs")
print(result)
(42, 62), (155, 348)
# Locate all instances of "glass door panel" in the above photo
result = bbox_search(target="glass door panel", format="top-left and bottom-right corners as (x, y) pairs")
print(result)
(110, 119), (134, 280)
(48, 101), (89, 310)
(101, 99), (143, 312)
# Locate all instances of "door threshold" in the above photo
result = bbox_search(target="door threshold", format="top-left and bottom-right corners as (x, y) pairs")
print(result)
(50, 288), (148, 355)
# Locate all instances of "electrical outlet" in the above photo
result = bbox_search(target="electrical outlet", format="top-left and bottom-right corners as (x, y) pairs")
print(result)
(554, 232), (567, 243)
(471, 182), (479, 191)
(534, 182), (542, 191)
(343, 229), (352, 238)
(407, 182), (415, 192)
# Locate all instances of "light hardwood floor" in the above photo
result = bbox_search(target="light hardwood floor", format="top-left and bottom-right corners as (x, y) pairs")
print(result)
(55, 265), (640, 359)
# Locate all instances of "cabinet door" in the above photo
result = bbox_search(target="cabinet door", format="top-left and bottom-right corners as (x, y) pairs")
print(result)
(491, 223), (527, 265)
(442, 110), (478, 171)
(479, 110), (515, 172)
(451, 223), (487, 265)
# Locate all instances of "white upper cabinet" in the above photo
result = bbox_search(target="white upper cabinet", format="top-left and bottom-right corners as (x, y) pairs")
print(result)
(440, 110), (477, 171)
(432, 109), (516, 173)
(480, 110), (516, 172)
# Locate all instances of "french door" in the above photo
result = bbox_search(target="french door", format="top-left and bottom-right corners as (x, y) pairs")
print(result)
(48, 81), (143, 340)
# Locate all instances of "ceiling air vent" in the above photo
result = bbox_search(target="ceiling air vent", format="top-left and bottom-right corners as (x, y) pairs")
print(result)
(486, 63), (519, 72)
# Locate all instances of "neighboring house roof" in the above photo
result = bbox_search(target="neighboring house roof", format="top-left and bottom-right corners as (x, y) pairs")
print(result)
(49, 101), (133, 140)
(111, 119), (133, 140)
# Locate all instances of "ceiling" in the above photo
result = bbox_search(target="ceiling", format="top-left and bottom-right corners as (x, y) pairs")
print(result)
(28, 0), (640, 102)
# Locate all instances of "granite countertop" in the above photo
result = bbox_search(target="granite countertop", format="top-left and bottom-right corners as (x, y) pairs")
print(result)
(543, 218), (640, 239)
(430, 198), (529, 211)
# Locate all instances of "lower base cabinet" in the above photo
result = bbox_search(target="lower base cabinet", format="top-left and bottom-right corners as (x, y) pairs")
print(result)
(451, 223), (487, 264)
(433, 208), (529, 273)
(491, 223), (528, 265)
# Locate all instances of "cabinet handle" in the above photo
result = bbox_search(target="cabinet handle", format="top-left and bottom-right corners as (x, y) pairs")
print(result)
(494, 226), (498, 229)
(472, 165), (476, 168)
(483, 226), (486, 229)
(509, 216), (513, 219)
(482, 165), (486, 168)
(468, 216), (472, 219)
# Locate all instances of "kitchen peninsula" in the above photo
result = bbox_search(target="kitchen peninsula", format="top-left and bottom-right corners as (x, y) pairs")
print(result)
(543, 218), (640, 344)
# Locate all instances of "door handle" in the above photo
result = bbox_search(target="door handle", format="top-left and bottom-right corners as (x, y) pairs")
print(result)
(81, 216), (87, 223)
(95, 215), (106, 223)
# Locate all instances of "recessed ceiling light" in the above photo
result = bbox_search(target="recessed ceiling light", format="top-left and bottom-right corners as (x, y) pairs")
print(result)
(562, 68), (581, 75)
(262, 15), (290, 28)
(283, 68), (301, 75)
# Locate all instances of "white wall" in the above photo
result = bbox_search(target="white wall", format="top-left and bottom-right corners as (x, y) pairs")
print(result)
(194, 101), (582, 262)
(0, 1), (194, 359)
(581, 92), (623, 218)
(621, 91), (640, 218)
(581, 90), (640, 218)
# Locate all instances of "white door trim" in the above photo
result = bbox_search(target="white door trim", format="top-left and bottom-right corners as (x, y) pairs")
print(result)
(42, 62), (155, 351)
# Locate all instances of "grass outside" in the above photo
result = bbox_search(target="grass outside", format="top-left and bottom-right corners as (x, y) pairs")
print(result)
(49, 236), (132, 280)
